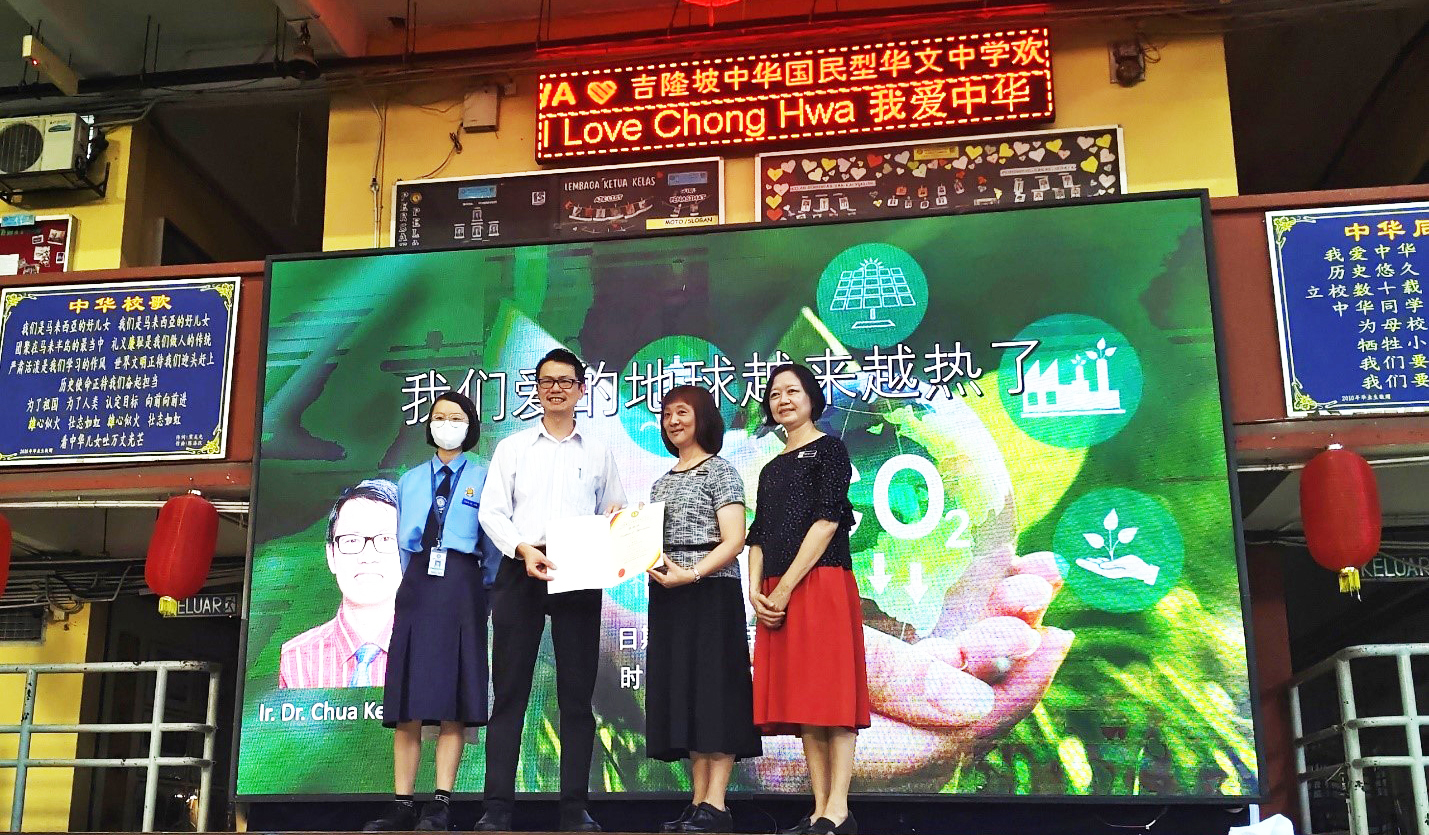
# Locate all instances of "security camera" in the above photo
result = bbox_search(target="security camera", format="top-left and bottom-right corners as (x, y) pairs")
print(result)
(287, 23), (320, 81)
(1109, 40), (1146, 87)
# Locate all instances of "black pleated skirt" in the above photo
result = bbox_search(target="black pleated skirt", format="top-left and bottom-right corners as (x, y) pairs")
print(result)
(382, 547), (489, 727)
(645, 574), (762, 761)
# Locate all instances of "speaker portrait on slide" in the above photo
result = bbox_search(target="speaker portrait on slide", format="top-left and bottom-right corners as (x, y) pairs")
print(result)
(279, 479), (403, 689)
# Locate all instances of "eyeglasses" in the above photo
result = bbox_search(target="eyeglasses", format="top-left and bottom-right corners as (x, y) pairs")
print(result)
(331, 534), (398, 555)
(536, 377), (581, 391)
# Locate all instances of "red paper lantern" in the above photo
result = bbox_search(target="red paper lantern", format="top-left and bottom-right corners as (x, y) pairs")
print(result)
(146, 491), (219, 616)
(1299, 445), (1381, 593)
(0, 513), (11, 599)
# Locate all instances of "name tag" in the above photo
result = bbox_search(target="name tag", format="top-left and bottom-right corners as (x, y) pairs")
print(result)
(461, 497), (479, 508)
(428, 547), (448, 577)
(798, 449), (818, 459)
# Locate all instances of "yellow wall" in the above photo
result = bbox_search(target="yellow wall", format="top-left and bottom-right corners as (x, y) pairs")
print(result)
(4, 119), (270, 270)
(322, 23), (1237, 250)
(121, 121), (272, 265)
(6, 124), (134, 271)
(0, 607), (92, 831)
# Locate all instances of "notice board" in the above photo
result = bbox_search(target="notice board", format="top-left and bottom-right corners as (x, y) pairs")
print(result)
(392, 158), (723, 249)
(756, 127), (1125, 224)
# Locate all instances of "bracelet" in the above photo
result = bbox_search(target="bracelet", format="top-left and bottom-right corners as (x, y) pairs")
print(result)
(692, 567), (703, 583)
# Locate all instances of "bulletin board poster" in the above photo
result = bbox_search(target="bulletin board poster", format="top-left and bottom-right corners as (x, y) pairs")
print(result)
(392, 158), (723, 249)
(0, 214), (72, 274)
(0, 277), (240, 465)
(757, 127), (1125, 224)
(1268, 201), (1429, 415)
(238, 192), (1256, 801)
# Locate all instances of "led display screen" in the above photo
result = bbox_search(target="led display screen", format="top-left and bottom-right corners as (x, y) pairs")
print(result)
(236, 193), (1257, 799)
(536, 30), (1053, 162)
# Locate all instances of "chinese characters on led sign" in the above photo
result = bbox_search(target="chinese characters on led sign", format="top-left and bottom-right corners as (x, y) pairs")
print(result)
(536, 29), (1053, 161)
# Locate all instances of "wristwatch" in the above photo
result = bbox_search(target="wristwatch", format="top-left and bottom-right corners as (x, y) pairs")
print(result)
(691, 567), (703, 583)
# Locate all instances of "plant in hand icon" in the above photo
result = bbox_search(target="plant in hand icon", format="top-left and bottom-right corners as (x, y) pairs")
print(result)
(1075, 508), (1159, 586)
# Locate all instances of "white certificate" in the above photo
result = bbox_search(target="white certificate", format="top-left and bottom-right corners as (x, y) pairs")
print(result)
(544, 503), (665, 594)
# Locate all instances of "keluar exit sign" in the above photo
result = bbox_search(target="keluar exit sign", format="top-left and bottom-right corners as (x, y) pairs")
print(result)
(536, 29), (1053, 162)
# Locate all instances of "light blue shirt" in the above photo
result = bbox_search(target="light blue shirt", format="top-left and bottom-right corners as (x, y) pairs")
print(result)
(397, 453), (492, 575)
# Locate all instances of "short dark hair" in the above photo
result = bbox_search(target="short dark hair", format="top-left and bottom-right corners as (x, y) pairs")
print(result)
(326, 478), (398, 542)
(425, 390), (480, 452)
(536, 348), (586, 384)
(761, 363), (826, 426)
(660, 384), (725, 456)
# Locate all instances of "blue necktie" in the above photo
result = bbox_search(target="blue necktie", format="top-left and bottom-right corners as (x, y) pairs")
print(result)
(350, 643), (381, 687)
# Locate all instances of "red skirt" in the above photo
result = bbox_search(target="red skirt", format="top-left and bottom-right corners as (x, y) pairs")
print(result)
(753, 566), (871, 736)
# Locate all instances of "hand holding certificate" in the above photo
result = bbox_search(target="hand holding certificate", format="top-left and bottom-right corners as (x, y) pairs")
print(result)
(544, 502), (665, 594)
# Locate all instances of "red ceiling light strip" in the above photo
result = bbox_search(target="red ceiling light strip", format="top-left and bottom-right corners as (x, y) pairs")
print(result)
(682, 0), (741, 26)
(536, 29), (1053, 162)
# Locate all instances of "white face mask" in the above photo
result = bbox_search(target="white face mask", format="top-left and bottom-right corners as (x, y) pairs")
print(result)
(429, 419), (468, 451)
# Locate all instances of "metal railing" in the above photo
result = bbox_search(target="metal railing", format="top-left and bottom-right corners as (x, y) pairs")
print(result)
(1289, 643), (1429, 835)
(0, 660), (220, 833)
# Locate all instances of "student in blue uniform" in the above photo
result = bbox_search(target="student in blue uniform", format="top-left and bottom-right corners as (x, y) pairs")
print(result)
(364, 391), (491, 833)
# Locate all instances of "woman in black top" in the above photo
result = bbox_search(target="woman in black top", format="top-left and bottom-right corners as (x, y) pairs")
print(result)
(748, 364), (869, 835)
(646, 385), (761, 833)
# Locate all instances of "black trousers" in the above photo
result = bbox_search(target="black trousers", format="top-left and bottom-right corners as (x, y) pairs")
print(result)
(484, 555), (602, 810)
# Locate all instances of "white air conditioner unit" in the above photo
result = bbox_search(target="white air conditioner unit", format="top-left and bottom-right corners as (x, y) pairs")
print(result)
(0, 113), (106, 201)
(0, 113), (89, 174)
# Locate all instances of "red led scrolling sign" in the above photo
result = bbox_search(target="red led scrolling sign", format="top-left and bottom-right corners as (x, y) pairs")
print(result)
(536, 29), (1053, 162)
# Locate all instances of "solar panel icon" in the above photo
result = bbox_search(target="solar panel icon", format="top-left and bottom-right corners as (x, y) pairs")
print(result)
(828, 258), (918, 330)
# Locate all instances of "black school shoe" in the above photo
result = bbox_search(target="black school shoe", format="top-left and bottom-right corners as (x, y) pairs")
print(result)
(474, 808), (512, 831)
(559, 807), (603, 832)
(781, 815), (813, 834)
(809, 814), (857, 835)
(362, 801), (418, 832)
(681, 802), (733, 832)
(415, 800), (451, 831)
(663, 804), (697, 832)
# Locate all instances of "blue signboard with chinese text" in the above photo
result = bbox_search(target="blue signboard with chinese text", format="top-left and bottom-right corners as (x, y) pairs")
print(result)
(0, 277), (240, 465)
(1268, 201), (1429, 415)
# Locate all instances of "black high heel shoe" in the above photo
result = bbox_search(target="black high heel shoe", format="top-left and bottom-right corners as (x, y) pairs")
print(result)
(781, 814), (814, 834)
(681, 803), (734, 833)
(809, 814), (857, 835)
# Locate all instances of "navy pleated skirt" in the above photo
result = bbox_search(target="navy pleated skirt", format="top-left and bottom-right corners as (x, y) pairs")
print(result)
(382, 547), (489, 727)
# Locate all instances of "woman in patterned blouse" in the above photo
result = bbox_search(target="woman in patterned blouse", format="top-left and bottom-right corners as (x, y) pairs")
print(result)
(646, 385), (761, 833)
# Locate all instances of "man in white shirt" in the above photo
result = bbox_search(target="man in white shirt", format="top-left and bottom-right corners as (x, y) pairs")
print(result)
(477, 348), (626, 833)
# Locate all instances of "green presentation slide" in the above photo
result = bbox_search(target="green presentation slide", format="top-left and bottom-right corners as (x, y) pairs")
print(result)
(236, 193), (1257, 800)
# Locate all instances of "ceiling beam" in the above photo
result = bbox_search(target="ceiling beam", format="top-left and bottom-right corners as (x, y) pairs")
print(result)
(272, 0), (368, 57)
